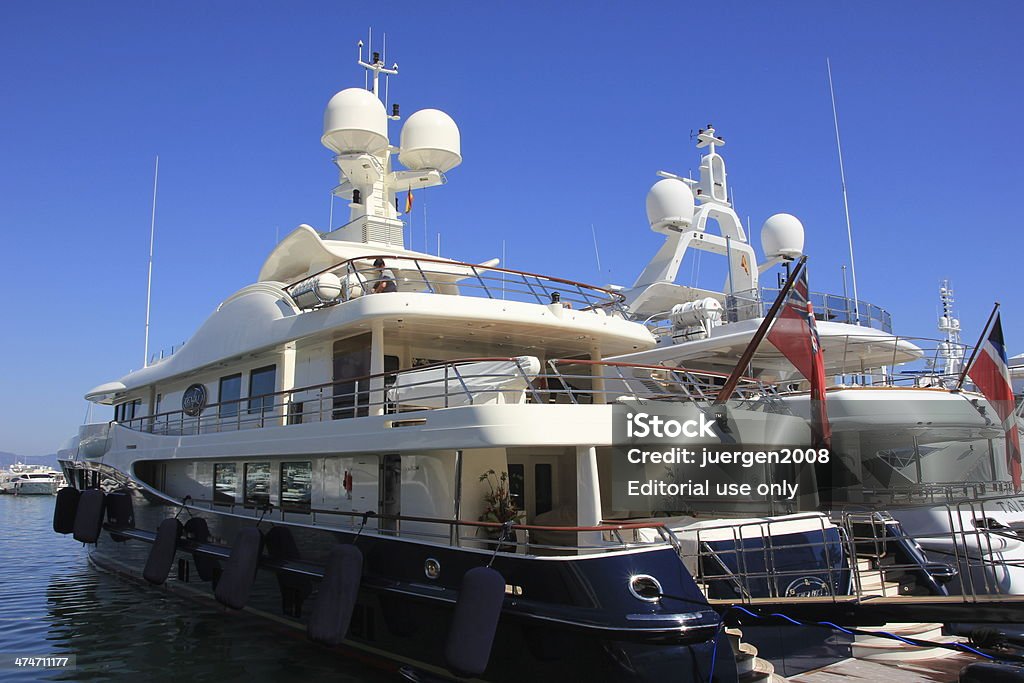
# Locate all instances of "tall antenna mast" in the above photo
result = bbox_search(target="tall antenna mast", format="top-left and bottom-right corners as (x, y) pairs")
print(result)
(937, 279), (963, 378)
(827, 58), (860, 323)
(357, 31), (398, 98)
(363, 28), (371, 90)
(382, 32), (389, 110)
(143, 155), (159, 368)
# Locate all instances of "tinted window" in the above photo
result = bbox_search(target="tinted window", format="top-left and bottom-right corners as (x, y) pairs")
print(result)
(219, 374), (242, 418)
(508, 464), (525, 512)
(280, 461), (312, 513)
(214, 463), (237, 504)
(333, 336), (370, 419)
(117, 400), (142, 422)
(384, 355), (400, 386)
(244, 462), (271, 508)
(534, 463), (553, 515)
(248, 365), (276, 414)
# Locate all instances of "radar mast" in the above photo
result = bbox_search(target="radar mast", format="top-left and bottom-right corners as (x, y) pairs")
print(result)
(319, 39), (460, 248)
(357, 38), (399, 104)
(936, 279), (964, 379)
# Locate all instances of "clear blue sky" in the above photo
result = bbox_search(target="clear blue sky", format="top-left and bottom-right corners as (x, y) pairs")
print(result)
(1, 2), (1019, 455)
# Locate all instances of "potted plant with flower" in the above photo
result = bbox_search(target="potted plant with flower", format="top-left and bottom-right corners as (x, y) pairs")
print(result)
(478, 469), (524, 547)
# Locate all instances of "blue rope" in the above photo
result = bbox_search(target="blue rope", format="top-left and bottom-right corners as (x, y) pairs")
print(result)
(707, 622), (724, 682)
(730, 605), (995, 660)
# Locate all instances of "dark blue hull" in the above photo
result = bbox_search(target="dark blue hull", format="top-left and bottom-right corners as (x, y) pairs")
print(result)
(75, 481), (735, 682)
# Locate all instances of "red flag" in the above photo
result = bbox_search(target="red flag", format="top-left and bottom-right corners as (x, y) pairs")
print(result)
(767, 269), (832, 448)
(967, 313), (1022, 491)
(405, 188), (413, 214)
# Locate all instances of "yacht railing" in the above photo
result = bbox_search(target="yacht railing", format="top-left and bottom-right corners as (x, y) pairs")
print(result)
(119, 357), (778, 436)
(826, 333), (973, 388)
(649, 328), (974, 390)
(147, 340), (188, 367)
(838, 503), (1024, 600)
(286, 254), (626, 314)
(671, 513), (855, 603)
(544, 358), (777, 403)
(663, 505), (1023, 604)
(172, 496), (683, 556)
(860, 481), (1017, 506)
(105, 485), (1024, 604)
(757, 287), (893, 333)
(643, 287), (894, 340)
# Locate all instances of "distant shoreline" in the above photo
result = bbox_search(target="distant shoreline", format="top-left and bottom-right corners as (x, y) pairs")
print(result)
(0, 452), (59, 469)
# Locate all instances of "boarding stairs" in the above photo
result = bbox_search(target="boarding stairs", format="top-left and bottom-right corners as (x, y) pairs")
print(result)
(849, 556), (962, 662)
(683, 510), (997, 669)
(727, 626), (788, 682)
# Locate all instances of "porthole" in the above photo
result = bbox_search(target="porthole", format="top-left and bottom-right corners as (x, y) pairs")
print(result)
(628, 574), (663, 602)
(424, 558), (441, 580)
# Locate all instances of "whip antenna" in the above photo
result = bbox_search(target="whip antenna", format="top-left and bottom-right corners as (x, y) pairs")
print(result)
(590, 223), (603, 275)
(143, 155), (159, 368)
(827, 58), (861, 323)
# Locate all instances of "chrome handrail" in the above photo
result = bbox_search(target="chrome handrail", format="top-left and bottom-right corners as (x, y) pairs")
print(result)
(118, 356), (780, 436)
(683, 512), (850, 604)
(175, 495), (678, 555)
(285, 254), (626, 313)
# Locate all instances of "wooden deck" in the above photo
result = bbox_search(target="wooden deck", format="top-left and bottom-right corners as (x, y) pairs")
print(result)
(790, 653), (973, 682)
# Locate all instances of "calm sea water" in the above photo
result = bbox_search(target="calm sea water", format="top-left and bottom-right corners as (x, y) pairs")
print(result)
(0, 495), (392, 682)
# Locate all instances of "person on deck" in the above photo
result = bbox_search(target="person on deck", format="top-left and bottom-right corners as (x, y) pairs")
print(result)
(371, 258), (398, 293)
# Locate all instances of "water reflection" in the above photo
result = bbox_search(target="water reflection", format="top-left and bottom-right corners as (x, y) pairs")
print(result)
(0, 496), (389, 682)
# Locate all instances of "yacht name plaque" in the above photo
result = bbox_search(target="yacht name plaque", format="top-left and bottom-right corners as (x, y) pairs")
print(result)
(182, 384), (208, 416)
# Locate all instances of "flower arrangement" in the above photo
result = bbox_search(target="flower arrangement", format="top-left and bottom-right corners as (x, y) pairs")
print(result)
(478, 469), (524, 526)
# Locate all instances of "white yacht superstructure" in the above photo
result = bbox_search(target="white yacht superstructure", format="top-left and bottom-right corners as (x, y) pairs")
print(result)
(51, 42), (1024, 681)
(610, 127), (1023, 598)
(54, 44), (859, 682)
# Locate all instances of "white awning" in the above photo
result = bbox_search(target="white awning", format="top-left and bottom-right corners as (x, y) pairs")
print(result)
(85, 381), (127, 404)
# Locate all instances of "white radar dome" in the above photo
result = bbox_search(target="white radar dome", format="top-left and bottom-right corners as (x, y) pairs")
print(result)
(322, 88), (389, 155)
(646, 179), (695, 233)
(760, 213), (805, 259)
(399, 109), (462, 172)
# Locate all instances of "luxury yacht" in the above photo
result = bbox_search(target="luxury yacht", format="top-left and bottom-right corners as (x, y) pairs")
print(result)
(1, 463), (61, 495)
(55, 46), (857, 682)
(608, 126), (1022, 602)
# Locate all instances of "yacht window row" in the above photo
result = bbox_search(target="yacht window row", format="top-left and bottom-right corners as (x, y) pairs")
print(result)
(213, 461), (313, 513)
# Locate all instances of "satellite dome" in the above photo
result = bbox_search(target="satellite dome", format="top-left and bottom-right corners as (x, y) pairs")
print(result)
(645, 179), (695, 233)
(322, 88), (389, 155)
(399, 109), (462, 172)
(760, 213), (805, 259)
